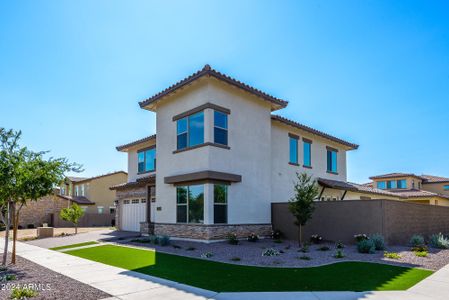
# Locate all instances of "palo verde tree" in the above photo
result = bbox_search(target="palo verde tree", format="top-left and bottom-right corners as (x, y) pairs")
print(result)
(0, 128), (80, 264)
(60, 204), (84, 234)
(288, 172), (320, 246)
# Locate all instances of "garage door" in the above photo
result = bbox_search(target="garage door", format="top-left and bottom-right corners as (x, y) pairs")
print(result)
(121, 199), (147, 232)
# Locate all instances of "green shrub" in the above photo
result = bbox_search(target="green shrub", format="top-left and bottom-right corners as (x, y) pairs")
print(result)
(271, 230), (282, 240)
(430, 233), (449, 249)
(410, 235), (425, 247)
(411, 245), (428, 252)
(159, 235), (170, 246)
(226, 233), (239, 245)
(273, 239), (283, 244)
(357, 239), (375, 254)
(335, 241), (345, 249)
(10, 288), (38, 300)
(370, 234), (385, 250)
(247, 233), (259, 242)
(130, 238), (151, 244)
(334, 249), (345, 258)
(262, 248), (280, 256)
(149, 235), (159, 245)
(317, 246), (330, 251)
(299, 244), (309, 253)
(415, 251), (428, 257)
(384, 251), (401, 259)
(354, 234), (369, 242)
(298, 255), (311, 260)
(310, 234), (323, 244)
(230, 257), (241, 261)
(5, 274), (16, 281)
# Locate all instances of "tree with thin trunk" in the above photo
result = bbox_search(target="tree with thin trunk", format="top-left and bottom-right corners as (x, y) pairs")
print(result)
(288, 172), (319, 247)
(0, 128), (80, 264)
(60, 204), (84, 234)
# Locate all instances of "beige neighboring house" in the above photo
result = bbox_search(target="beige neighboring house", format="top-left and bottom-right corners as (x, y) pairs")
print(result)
(111, 64), (359, 238)
(317, 173), (449, 206)
(18, 171), (127, 228)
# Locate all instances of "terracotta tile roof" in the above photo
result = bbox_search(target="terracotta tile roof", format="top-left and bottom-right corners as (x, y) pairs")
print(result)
(67, 176), (88, 182)
(57, 195), (95, 205)
(271, 115), (359, 150)
(421, 174), (449, 184)
(317, 178), (400, 198)
(74, 171), (127, 184)
(116, 134), (156, 152)
(139, 65), (288, 111)
(369, 173), (426, 181)
(391, 189), (449, 200)
(110, 174), (155, 190)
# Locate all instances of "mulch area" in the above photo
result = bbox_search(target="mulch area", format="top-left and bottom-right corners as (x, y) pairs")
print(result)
(0, 256), (110, 300)
(119, 238), (449, 271)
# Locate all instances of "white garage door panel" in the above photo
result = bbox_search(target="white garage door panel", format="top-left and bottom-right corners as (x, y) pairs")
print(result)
(121, 200), (146, 232)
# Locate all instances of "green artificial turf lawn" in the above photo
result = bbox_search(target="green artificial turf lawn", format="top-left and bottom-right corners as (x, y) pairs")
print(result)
(50, 241), (99, 251)
(66, 245), (433, 292)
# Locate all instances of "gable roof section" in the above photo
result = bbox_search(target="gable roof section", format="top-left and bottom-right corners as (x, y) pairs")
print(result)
(73, 171), (127, 184)
(272, 115), (359, 150)
(139, 65), (288, 111)
(116, 134), (156, 152)
(421, 174), (449, 184)
(318, 178), (400, 198)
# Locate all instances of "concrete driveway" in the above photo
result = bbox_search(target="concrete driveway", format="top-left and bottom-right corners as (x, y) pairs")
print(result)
(25, 229), (139, 249)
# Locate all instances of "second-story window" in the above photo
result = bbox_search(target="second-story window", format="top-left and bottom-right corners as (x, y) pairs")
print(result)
(377, 181), (386, 189)
(326, 147), (338, 173)
(303, 139), (312, 168)
(80, 184), (85, 196)
(397, 179), (407, 189)
(138, 148), (156, 173)
(214, 111), (228, 146)
(387, 180), (397, 189)
(289, 135), (298, 165)
(444, 185), (449, 191)
(177, 111), (204, 150)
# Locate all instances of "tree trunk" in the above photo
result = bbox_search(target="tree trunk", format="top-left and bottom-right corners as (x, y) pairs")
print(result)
(75, 223), (78, 235)
(2, 201), (11, 265)
(11, 203), (17, 264)
(298, 224), (302, 247)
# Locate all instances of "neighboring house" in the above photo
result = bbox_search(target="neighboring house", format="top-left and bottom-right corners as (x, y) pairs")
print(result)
(111, 64), (359, 239)
(318, 173), (449, 206)
(19, 171), (127, 228)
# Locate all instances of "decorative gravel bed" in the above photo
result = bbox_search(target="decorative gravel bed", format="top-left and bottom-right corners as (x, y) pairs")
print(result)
(0, 256), (111, 300)
(120, 238), (449, 271)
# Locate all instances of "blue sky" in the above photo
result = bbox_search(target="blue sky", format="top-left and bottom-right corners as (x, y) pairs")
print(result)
(1, 1), (448, 183)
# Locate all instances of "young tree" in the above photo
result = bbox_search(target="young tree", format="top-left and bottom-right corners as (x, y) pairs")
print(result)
(60, 204), (84, 234)
(288, 172), (320, 246)
(0, 128), (80, 264)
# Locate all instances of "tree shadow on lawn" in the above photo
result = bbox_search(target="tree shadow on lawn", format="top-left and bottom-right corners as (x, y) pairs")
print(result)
(129, 251), (433, 292)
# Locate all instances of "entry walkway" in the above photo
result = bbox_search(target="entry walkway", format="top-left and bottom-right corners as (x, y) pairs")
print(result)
(1, 239), (447, 300)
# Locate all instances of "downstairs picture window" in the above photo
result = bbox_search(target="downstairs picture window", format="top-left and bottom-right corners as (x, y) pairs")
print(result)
(214, 184), (228, 224)
(176, 185), (204, 223)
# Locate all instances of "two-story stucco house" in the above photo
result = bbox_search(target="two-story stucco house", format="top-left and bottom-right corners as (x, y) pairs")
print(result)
(111, 65), (360, 239)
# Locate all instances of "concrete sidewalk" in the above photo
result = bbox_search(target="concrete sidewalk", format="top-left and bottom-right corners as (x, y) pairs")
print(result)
(1, 239), (447, 300)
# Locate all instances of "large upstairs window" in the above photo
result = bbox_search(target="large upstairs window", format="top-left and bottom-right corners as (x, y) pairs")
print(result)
(326, 147), (338, 174)
(303, 139), (312, 168)
(289, 134), (298, 165)
(214, 110), (228, 146)
(138, 147), (156, 173)
(177, 111), (204, 150)
(444, 185), (449, 191)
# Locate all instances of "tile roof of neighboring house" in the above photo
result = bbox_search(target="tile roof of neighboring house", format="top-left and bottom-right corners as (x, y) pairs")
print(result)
(67, 176), (88, 182)
(116, 134), (156, 152)
(421, 174), (449, 184)
(369, 173), (426, 180)
(317, 178), (400, 198)
(110, 174), (156, 190)
(139, 65), (288, 111)
(271, 115), (359, 150)
(73, 171), (128, 184)
(57, 195), (95, 205)
(390, 189), (449, 199)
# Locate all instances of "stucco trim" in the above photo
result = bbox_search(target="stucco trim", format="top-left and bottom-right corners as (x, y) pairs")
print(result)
(172, 142), (230, 154)
(164, 170), (242, 184)
(172, 102), (231, 121)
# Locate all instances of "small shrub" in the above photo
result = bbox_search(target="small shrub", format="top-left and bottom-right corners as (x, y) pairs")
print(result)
(226, 233), (239, 245)
(0, 266), (7, 272)
(27, 224), (35, 229)
(172, 244), (182, 249)
(415, 251), (428, 258)
(384, 251), (401, 259)
(262, 248), (280, 257)
(334, 249), (345, 258)
(410, 235), (425, 247)
(412, 245), (428, 252)
(298, 255), (311, 260)
(247, 233), (259, 242)
(354, 234), (369, 242)
(310, 234), (323, 244)
(279, 249), (285, 254)
(335, 241), (345, 249)
(186, 247), (196, 251)
(429, 233), (449, 249)
(370, 234), (385, 250)
(10, 287), (38, 300)
(273, 239), (283, 244)
(357, 239), (375, 254)
(271, 230), (282, 240)
(317, 246), (330, 251)
(17, 225), (23, 230)
(200, 252), (213, 258)
(130, 238), (151, 244)
(230, 257), (241, 261)
(5, 274), (16, 281)
(299, 244), (309, 253)
(159, 235), (170, 246)
(149, 235), (159, 245)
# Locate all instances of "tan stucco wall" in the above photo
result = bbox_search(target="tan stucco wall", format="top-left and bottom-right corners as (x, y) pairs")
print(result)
(422, 182), (449, 197)
(372, 176), (423, 190)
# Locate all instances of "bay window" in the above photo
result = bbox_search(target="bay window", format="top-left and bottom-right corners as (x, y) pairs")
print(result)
(176, 185), (204, 223)
(214, 184), (228, 224)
